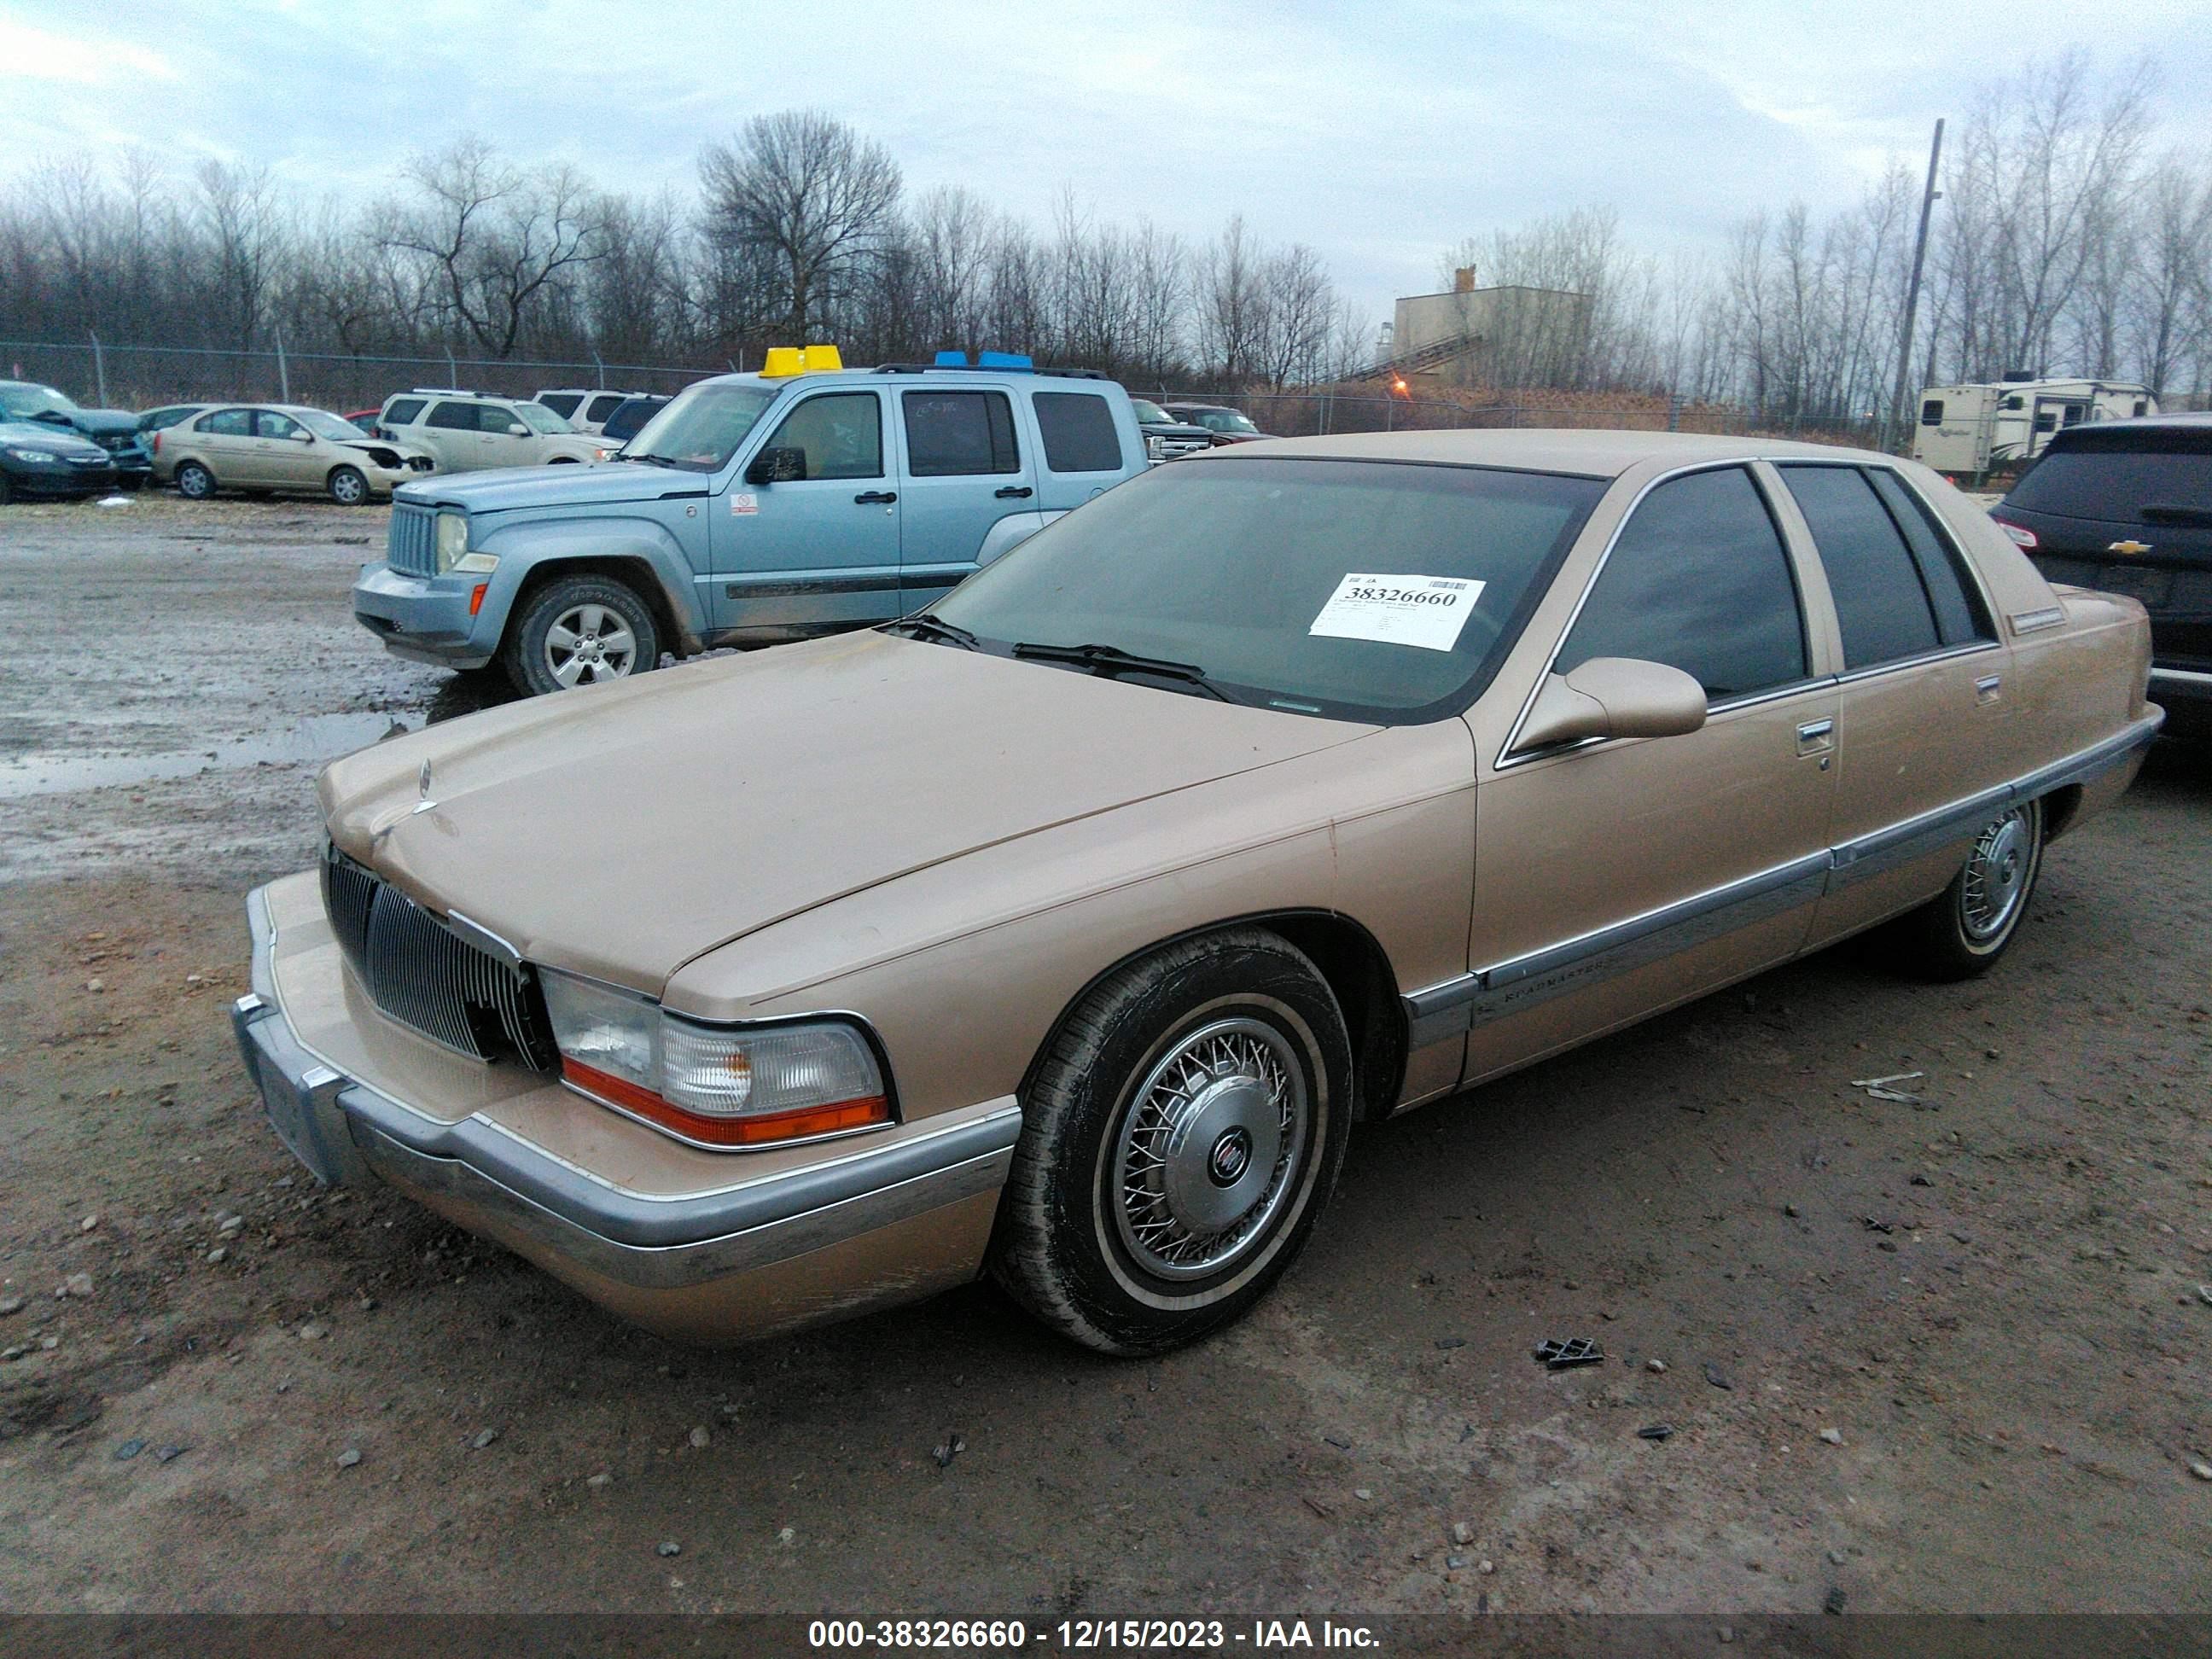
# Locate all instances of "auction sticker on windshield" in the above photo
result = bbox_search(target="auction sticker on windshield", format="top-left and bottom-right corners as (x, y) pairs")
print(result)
(1308, 573), (1484, 652)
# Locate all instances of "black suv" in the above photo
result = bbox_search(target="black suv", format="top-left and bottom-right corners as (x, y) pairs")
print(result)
(1991, 413), (2210, 738)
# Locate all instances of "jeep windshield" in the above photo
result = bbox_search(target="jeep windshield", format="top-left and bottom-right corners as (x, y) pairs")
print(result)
(930, 457), (1604, 723)
(620, 383), (781, 472)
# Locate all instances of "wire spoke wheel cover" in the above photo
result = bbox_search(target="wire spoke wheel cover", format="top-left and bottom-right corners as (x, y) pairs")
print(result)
(1959, 806), (2033, 941)
(1108, 1017), (1308, 1280)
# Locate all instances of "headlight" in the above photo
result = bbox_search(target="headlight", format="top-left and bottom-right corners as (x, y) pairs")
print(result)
(434, 512), (498, 575)
(434, 512), (470, 573)
(539, 969), (891, 1148)
(7, 448), (61, 463)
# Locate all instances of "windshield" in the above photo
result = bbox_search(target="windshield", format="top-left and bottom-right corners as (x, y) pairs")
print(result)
(1129, 399), (1171, 424)
(1192, 408), (1260, 434)
(931, 457), (1605, 722)
(621, 381), (781, 471)
(514, 402), (571, 434)
(299, 410), (368, 440)
(0, 384), (77, 420)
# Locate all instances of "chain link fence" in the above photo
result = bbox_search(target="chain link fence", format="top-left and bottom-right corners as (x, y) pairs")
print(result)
(0, 339), (722, 414)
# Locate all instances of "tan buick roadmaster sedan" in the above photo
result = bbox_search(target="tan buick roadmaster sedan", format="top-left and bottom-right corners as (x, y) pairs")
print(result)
(233, 430), (2161, 1354)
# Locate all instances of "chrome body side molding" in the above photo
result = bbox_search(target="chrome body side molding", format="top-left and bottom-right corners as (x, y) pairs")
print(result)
(1404, 714), (2162, 1048)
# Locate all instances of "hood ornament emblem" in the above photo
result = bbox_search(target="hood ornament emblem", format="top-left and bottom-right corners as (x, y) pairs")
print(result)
(2107, 539), (2152, 556)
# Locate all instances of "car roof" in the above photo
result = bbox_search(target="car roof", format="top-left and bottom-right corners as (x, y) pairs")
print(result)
(2046, 410), (2212, 441)
(1186, 428), (1910, 480)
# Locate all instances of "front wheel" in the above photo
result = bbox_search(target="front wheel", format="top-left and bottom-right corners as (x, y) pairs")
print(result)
(992, 928), (1352, 1354)
(1871, 797), (2044, 981)
(502, 574), (659, 696)
(327, 465), (369, 505)
(174, 462), (215, 501)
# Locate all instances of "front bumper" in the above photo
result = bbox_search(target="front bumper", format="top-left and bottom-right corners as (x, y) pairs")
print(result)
(2, 460), (119, 497)
(232, 876), (1021, 1342)
(351, 562), (497, 669)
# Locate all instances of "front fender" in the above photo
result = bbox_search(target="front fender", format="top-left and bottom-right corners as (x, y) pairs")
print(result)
(473, 514), (709, 646)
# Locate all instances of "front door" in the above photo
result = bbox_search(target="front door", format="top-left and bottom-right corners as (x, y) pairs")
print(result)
(473, 403), (541, 472)
(1464, 463), (1839, 1086)
(895, 387), (1038, 610)
(712, 388), (901, 637)
(253, 410), (317, 489)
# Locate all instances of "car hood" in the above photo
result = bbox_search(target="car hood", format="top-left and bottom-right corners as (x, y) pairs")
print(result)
(63, 408), (142, 437)
(396, 460), (660, 514)
(0, 421), (107, 458)
(1141, 421), (1217, 441)
(320, 631), (1376, 992)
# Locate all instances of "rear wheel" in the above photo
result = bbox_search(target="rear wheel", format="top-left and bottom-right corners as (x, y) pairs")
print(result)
(502, 574), (659, 696)
(1871, 797), (2044, 980)
(174, 462), (215, 501)
(992, 928), (1352, 1354)
(327, 465), (369, 505)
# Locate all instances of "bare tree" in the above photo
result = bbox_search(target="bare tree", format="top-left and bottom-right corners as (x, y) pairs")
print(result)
(697, 109), (901, 341)
(193, 160), (286, 349)
(379, 136), (602, 358)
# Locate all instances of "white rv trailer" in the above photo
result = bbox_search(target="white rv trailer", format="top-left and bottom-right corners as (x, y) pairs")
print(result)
(1912, 379), (2157, 476)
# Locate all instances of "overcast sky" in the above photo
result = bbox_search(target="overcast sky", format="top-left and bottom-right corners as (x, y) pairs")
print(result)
(4, 0), (2209, 329)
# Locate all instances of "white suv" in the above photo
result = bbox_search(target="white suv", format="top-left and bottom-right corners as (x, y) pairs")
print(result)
(376, 390), (612, 473)
(533, 387), (649, 435)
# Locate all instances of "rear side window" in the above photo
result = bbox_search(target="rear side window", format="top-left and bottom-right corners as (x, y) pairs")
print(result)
(382, 398), (426, 427)
(538, 393), (582, 418)
(1920, 399), (1944, 426)
(1557, 466), (1807, 702)
(1863, 470), (1992, 645)
(903, 391), (1019, 476)
(762, 393), (882, 480)
(2005, 429), (2212, 521)
(425, 401), (479, 430)
(196, 408), (252, 436)
(585, 393), (626, 424)
(1778, 465), (1941, 669)
(1033, 392), (1123, 473)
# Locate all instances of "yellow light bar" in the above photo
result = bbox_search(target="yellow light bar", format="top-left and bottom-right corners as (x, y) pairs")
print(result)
(759, 344), (845, 379)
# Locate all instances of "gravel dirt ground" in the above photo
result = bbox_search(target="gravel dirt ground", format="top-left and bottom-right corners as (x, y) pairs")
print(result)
(1, 495), (2209, 1618)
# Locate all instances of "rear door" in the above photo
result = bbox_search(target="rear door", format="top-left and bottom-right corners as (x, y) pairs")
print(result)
(712, 387), (901, 636)
(895, 385), (1036, 608)
(416, 400), (484, 471)
(188, 407), (255, 482)
(1773, 461), (2010, 948)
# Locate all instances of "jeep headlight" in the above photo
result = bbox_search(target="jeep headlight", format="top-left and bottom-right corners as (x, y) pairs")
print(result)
(434, 512), (498, 575)
(538, 969), (891, 1148)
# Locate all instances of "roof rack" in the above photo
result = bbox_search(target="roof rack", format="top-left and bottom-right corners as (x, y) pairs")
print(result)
(871, 360), (1109, 380)
(405, 387), (483, 397)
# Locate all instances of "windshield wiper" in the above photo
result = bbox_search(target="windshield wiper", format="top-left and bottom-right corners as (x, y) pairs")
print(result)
(1011, 641), (1237, 701)
(882, 612), (981, 650)
(624, 452), (679, 467)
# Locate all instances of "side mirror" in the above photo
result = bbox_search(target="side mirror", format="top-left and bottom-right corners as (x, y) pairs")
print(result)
(33, 410), (69, 426)
(296, 431), (317, 443)
(1515, 657), (1708, 753)
(745, 446), (806, 486)
(507, 422), (529, 437)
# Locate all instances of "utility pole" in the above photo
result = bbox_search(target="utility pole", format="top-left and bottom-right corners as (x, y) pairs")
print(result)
(1887, 118), (1945, 454)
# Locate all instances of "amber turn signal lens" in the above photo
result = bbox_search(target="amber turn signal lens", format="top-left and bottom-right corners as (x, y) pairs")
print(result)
(561, 1057), (890, 1148)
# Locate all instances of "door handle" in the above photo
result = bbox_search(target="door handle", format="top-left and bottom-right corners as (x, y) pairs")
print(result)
(853, 491), (897, 504)
(994, 486), (1033, 499)
(1974, 672), (2002, 705)
(1796, 718), (1835, 756)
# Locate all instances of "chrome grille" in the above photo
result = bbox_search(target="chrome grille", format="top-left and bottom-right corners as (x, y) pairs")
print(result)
(320, 844), (556, 1069)
(387, 504), (438, 576)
